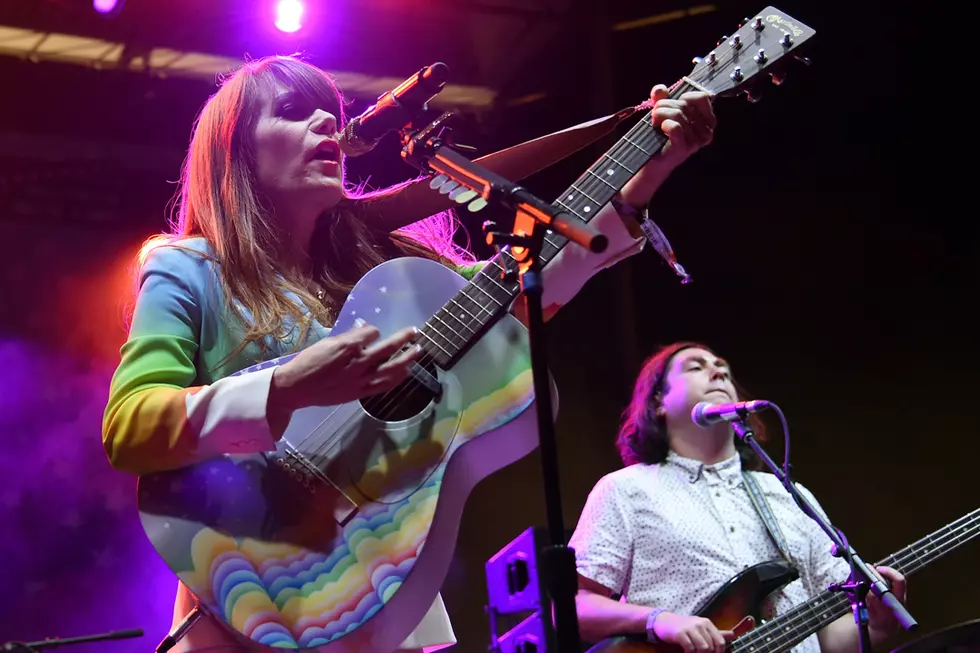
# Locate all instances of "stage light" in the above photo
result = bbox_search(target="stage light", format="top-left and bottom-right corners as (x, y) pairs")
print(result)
(275, 0), (304, 32)
(93, 0), (123, 15)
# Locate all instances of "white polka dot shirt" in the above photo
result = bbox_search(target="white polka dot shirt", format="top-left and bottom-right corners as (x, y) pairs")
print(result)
(569, 452), (851, 653)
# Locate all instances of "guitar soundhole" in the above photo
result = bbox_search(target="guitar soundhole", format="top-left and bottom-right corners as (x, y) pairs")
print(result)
(360, 359), (442, 422)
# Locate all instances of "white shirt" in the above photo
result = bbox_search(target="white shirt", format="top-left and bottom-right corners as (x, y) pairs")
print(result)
(568, 452), (851, 653)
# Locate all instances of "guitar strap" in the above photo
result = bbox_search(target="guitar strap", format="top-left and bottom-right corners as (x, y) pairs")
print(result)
(741, 470), (795, 564)
(358, 101), (690, 281)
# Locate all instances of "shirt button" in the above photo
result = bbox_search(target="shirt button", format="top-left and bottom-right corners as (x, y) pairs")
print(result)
(715, 492), (721, 498)
(730, 526), (736, 533)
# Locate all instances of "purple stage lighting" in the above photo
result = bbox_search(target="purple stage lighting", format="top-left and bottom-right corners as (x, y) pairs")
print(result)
(93, 0), (122, 15)
(275, 0), (304, 32)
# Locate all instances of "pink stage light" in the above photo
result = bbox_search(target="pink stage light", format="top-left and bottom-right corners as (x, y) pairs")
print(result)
(93, 0), (121, 14)
(275, 0), (304, 33)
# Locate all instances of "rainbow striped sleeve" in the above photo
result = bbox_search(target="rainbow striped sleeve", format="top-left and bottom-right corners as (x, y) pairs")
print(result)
(102, 245), (277, 476)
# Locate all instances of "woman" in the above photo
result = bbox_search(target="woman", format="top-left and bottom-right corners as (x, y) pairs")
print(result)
(102, 55), (715, 652)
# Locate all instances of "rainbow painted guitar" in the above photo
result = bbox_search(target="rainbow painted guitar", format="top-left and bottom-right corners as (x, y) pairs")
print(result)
(136, 10), (815, 652)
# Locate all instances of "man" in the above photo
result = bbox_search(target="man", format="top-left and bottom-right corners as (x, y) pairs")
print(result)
(568, 342), (907, 653)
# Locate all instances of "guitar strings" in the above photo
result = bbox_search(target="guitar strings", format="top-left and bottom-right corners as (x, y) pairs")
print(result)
(731, 509), (980, 652)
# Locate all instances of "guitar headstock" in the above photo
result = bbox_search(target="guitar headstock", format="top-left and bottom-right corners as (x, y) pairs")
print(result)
(685, 7), (815, 102)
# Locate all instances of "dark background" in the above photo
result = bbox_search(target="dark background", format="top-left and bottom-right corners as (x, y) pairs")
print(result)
(1, 0), (975, 651)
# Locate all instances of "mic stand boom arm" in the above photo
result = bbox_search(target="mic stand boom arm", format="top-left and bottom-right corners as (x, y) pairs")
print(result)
(401, 112), (608, 255)
(730, 419), (917, 653)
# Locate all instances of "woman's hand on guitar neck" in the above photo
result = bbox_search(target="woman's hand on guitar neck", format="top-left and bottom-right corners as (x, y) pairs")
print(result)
(266, 324), (422, 439)
(619, 84), (716, 209)
(652, 612), (735, 653)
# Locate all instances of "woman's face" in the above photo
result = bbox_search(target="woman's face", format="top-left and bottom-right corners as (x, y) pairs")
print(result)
(252, 82), (345, 223)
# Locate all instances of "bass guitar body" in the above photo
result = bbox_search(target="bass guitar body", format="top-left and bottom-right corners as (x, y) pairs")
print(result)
(586, 560), (799, 653)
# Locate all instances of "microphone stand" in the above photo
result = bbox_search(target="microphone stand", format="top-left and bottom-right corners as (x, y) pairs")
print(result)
(401, 113), (605, 653)
(730, 418), (917, 653)
(1, 629), (143, 652)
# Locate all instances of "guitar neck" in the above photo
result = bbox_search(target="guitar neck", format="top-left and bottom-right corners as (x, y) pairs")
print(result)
(731, 508), (980, 653)
(419, 81), (698, 368)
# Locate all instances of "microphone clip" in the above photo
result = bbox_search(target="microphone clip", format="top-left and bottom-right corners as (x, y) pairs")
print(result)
(399, 112), (476, 159)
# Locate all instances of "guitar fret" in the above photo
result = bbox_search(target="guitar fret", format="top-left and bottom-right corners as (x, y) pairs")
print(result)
(447, 297), (484, 325)
(586, 168), (619, 190)
(418, 328), (453, 359)
(554, 198), (578, 217)
(540, 238), (562, 264)
(481, 270), (511, 295)
(459, 287), (497, 316)
(613, 137), (655, 169)
(568, 183), (603, 212)
(601, 151), (638, 175)
(468, 277), (507, 308)
(458, 283), (496, 315)
(562, 196), (599, 220)
(431, 311), (474, 339)
(886, 511), (979, 574)
(622, 133), (654, 156)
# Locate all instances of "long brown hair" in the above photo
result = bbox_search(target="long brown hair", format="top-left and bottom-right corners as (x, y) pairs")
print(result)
(140, 55), (474, 357)
(616, 342), (766, 468)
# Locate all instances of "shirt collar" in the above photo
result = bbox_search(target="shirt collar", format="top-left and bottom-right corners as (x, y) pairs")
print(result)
(665, 450), (742, 485)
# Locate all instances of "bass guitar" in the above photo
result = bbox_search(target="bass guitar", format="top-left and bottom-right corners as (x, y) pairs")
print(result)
(587, 507), (980, 653)
(136, 9), (815, 651)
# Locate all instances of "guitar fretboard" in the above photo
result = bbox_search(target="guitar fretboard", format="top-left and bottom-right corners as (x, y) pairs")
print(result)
(731, 508), (980, 653)
(415, 83), (695, 367)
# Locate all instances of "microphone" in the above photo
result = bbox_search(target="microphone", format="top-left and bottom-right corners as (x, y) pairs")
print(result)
(340, 62), (450, 157)
(691, 400), (770, 428)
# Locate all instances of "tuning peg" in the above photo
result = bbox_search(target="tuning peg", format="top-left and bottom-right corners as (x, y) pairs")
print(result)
(794, 55), (812, 66)
(752, 17), (764, 31)
(770, 72), (786, 86)
(717, 34), (728, 46)
(779, 34), (793, 48)
(746, 89), (764, 103)
(730, 67), (743, 82)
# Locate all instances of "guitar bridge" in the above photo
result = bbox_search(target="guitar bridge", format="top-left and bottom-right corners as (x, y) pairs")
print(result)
(277, 449), (360, 527)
